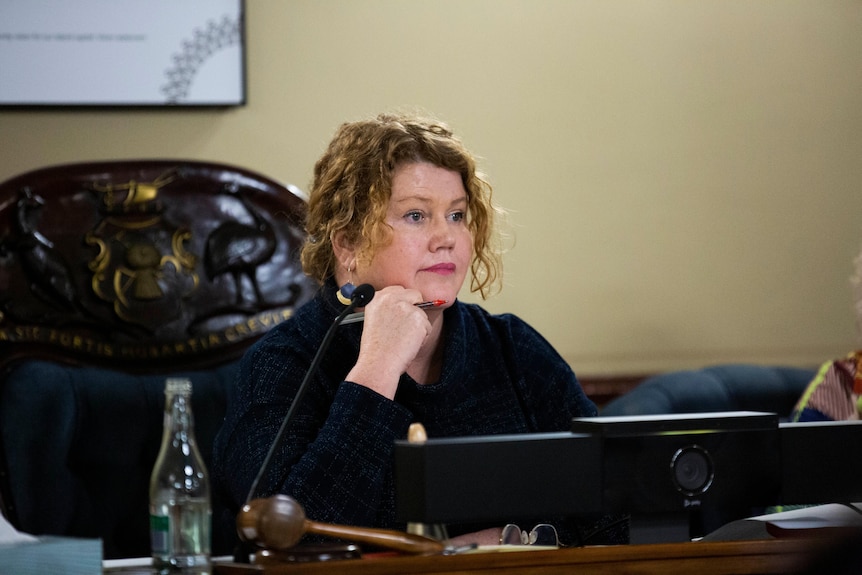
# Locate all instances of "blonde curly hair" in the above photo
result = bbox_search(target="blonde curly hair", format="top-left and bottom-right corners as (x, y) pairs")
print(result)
(301, 113), (504, 298)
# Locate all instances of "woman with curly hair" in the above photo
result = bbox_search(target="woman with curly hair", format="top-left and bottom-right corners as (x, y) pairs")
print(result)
(213, 112), (627, 549)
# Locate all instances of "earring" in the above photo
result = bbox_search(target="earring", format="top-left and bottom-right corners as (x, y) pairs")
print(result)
(336, 263), (355, 306)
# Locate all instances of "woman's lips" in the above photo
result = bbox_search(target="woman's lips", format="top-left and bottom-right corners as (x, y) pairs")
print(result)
(422, 263), (456, 275)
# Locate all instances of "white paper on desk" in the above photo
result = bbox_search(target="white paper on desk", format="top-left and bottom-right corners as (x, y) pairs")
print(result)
(0, 512), (37, 545)
(750, 503), (862, 525)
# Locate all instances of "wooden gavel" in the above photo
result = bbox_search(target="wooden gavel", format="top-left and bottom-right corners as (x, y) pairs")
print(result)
(237, 494), (446, 555)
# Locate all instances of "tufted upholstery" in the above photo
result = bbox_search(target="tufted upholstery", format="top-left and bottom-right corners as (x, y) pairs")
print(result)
(0, 160), (316, 558)
(601, 364), (816, 419)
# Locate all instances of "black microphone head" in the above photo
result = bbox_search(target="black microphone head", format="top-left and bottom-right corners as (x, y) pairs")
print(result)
(350, 283), (375, 307)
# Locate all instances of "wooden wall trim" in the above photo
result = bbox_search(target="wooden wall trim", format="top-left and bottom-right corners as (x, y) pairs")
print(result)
(578, 374), (649, 408)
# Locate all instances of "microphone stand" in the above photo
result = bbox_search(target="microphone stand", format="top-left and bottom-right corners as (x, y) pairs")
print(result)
(244, 284), (374, 505)
(236, 285), (444, 559)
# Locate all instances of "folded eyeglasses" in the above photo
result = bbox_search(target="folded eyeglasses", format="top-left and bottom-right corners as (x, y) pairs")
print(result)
(499, 523), (561, 547)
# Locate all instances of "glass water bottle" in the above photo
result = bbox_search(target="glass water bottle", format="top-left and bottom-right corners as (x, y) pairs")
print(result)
(149, 378), (212, 573)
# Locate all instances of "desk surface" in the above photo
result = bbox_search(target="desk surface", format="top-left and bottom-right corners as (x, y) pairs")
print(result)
(213, 538), (826, 575)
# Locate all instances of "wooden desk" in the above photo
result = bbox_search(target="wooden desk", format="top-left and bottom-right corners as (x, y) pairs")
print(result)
(214, 538), (824, 575)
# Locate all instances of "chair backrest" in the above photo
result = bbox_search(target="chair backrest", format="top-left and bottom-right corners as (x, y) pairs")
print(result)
(0, 160), (317, 558)
(600, 364), (815, 418)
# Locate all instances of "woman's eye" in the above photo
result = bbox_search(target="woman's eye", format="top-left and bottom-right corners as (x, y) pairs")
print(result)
(405, 211), (424, 222)
(450, 211), (465, 222)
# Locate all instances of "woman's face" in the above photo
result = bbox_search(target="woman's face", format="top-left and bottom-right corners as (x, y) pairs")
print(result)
(355, 161), (473, 305)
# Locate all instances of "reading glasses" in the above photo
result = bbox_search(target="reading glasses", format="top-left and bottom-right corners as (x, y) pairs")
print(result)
(500, 523), (560, 547)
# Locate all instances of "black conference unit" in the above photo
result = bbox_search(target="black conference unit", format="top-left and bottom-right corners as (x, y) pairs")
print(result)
(394, 412), (862, 542)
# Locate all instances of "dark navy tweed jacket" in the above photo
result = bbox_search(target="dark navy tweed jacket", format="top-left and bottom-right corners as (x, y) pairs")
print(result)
(213, 281), (628, 546)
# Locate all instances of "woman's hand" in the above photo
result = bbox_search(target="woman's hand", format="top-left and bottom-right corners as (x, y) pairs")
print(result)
(345, 286), (431, 399)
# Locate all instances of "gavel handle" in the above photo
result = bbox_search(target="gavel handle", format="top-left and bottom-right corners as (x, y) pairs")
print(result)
(238, 495), (445, 555)
(306, 519), (445, 555)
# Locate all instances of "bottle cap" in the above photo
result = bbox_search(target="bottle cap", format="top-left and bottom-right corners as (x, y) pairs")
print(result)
(165, 378), (192, 395)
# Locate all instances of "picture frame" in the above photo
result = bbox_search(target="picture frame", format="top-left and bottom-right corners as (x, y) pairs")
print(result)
(0, 0), (246, 107)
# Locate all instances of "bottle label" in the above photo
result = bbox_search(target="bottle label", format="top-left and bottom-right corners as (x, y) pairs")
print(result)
(150, 514), (170, 554)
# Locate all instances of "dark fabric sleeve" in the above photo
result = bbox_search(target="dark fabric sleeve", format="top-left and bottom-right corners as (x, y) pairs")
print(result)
(283, 381), (414, 525)
(212, 328), (414, 529)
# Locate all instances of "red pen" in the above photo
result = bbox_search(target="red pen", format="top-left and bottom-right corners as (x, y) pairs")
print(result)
(340, 300), (447, 325)
(414, 299), (446, 309)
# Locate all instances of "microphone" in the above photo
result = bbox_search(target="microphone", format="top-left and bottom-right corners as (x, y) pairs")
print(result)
(244, 283), (375, 504)
(347, 282), (375, 308)
(237, 284), (444, 555)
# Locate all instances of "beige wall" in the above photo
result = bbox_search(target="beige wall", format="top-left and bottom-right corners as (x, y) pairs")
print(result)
(2, 0), (860, 375)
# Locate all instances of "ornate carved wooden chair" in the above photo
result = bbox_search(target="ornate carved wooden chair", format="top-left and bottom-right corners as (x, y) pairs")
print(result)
(0, 160), (316, 558)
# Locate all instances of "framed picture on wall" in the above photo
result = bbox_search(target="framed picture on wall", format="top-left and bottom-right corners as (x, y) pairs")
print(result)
(0, 0), (245, 107)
